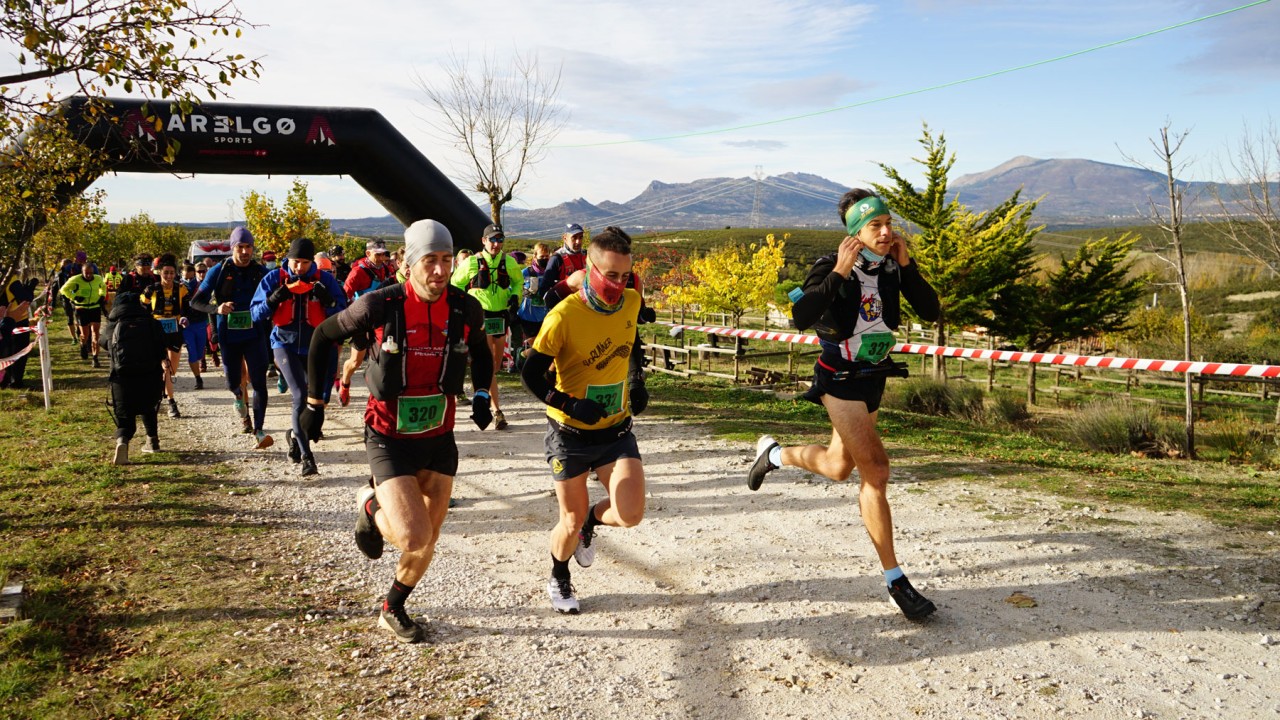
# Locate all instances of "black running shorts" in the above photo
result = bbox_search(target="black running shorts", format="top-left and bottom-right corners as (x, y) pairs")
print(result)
(802, 360), (888, 413)
(544, 418), (641, 481)
(74, 307), (102, 325)
(365, 426), (459, 483)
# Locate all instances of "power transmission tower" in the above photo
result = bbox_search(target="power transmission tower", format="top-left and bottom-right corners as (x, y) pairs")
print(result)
(750, 165), (764, 228)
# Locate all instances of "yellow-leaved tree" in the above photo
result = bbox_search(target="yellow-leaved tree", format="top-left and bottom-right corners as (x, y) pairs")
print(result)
(242, 179), (336, 258)
(668, 234), (786, 327)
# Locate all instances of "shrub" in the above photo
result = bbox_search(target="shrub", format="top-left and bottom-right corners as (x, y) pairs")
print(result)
(1063, 400), (1186, 457)
(989, 390), (1032, 424)
(1201, 413), (1279, 466)
(887, 378), (984, 420)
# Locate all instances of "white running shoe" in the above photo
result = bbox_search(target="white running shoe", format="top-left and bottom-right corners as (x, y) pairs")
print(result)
(547, 577), (580, 614)
(112, 438), (129, 466)
(574, 527), (596, 568)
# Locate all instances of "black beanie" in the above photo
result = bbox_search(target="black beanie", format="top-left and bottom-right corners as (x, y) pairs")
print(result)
(287, 237), (316, 261)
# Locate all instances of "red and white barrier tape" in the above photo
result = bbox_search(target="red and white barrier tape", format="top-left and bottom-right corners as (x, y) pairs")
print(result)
(0, 341), (35, 369)
(658, 322), (1280, 378)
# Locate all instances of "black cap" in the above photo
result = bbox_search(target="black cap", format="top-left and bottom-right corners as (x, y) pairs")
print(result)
(482, 224), (505, 241)
(287, 237), (316, 261)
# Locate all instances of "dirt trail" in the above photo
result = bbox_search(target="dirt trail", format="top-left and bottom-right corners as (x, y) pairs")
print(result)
(168, 376), (1279, 719)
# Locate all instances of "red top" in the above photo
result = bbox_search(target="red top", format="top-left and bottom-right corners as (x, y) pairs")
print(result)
(363, 289), (465, 439)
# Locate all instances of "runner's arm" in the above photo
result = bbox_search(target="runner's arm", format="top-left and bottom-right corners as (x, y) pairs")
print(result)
(189, 268), (220, 315)
(790, 257), (843, 331)
(540, 255), (566, 309)
(305, 294), (381, 402)
(464, 297), (494, 393)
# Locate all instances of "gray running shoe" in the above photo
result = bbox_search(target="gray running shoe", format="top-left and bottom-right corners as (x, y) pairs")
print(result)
(113, 438), (129, 466)
(141, 436), (159, 454)
(547, 577), (580, 615)
(378, 606), (424, 643)
(167, 398), (180, 418)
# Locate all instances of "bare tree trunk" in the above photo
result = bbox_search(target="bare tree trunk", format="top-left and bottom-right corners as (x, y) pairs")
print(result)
(1126, 124), (1197, 458)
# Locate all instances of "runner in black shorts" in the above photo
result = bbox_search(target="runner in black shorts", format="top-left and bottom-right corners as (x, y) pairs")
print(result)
(304, 219), (493, 643)
(747, 189), (942, 621)
(520, 226), (649, 615)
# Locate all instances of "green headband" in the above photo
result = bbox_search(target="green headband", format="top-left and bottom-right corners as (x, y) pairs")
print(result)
(844, 196), (890, 236)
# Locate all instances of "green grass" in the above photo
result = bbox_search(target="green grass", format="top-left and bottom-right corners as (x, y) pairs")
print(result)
(0, 332), (342, 718)
(643, 373), (1280, 529)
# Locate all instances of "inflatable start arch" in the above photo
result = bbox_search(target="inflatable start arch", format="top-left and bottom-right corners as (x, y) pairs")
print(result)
(64, 97), (490, 250)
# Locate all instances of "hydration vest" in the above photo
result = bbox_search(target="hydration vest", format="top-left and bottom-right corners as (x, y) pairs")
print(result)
(365, 284), (471, 402)
(269, 268), (328, 329)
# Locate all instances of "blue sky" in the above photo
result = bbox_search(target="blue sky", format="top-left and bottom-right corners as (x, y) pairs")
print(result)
(20, 0), (1278, 223)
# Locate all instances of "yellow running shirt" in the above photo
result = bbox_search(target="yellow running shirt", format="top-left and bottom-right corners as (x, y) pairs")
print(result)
(532, 288), (642, 431)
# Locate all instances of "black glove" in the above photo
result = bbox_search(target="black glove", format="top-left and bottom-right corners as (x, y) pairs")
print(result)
(630, 381), (649, 415)
(267, 283), (291, 309)
(470, 390), (493, 430)
(311, 280), (334, 308)
(298, 403), (325, 441)
(566, 397), (607, 425)
(638, 305), (656, 324)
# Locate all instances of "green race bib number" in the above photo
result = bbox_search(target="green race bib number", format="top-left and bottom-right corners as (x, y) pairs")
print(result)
(159, 317), (178, 334)
(484, 317), (506, 336)
(396, 394), (446, 434)
(585, 381), (624, 416)
(855, 331), (895, 363)
(227, 310), (252, 330)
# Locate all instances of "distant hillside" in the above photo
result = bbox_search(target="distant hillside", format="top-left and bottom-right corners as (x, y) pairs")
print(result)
(950, 156), (1218, 224)
(177, 158), (1258, 238)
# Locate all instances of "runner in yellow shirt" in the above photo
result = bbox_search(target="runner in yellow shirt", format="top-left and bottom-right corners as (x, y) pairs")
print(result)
(519, 226), (649, 614)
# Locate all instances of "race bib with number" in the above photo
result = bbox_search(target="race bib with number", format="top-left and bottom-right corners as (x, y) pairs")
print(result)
(159, 317), (179, 334)
(854, 331), (895, 363)
(585, 381), (624, 416)
(227, 310), (253, 330)
(396, 394), (446, 434)
(484, 317), (506, 336)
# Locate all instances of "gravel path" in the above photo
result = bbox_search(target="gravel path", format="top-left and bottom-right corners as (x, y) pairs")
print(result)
(165, 371), (1279, 720)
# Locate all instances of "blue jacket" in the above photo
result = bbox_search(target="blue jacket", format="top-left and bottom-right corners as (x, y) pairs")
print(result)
(192, 259), (269, 344)
(250, 265), (347, 354)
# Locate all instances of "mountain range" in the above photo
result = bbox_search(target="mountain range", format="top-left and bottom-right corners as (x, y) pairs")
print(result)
(190, 157), (1239, 238)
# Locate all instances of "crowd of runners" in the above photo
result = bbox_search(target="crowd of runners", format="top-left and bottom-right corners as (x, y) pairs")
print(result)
(13, 189), (940, 642)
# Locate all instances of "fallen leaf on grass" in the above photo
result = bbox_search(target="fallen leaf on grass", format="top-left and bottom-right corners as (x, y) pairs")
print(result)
(1004, 592), (1038, 608)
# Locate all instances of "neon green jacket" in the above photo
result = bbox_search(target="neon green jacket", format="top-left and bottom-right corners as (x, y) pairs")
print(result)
(59, 274), (107, 308)
(450, 250), (522, 312)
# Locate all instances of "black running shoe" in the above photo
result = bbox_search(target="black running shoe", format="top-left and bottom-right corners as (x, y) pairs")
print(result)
(747, 435), (780, 491)
(354, 486), (384, 559)
(378, 606), (424, 643)
(888, 576), (937, 620)
(79, 342), (88, 360)
(194, 375), (203, 390)
(241, 415), (254, 434)
(299, 453), (318, 477)
(286, 430), (301, 463)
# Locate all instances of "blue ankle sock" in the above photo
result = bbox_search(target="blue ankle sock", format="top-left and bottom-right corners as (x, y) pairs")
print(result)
(767, 445), (782, 467)
(884, 566), (905, 586)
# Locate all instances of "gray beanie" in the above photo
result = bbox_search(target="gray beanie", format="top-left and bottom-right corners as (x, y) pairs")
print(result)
(403, 220), (453, 269)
